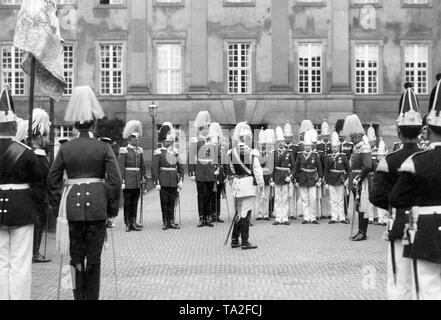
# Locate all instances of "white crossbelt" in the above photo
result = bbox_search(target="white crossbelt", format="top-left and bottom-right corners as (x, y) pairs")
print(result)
(412, 206), (441, 216)
(0, 184), (30, 191)
(66, 178), (105, 185)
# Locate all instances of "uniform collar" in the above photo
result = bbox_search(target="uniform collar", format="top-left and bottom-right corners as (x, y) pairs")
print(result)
(34, 149), (47, 157)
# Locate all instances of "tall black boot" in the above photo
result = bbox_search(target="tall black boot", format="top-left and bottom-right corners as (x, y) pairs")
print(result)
(71, 263), (85, 300)
(353, 212), (368, 242)
(351, 211), (363, 240)
(241, 211), (258, 250)
(84, 263), (101, 300)
(231, 215), (241, 248)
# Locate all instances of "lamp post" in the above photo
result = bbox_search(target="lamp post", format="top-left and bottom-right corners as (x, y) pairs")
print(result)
(148, 101), (159, 163)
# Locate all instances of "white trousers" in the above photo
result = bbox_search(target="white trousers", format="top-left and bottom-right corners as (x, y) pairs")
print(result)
(0, 225), (34, 300)
(287, 182), (295, 217)
(274, 185), (289, 223)
(377, 208), (388, 224)
(329, 185), (345, 222)
(235, 196), (256, 219)
(256, 186), (270, 219)
(300, 187), (318, 222)
(413, 259), (441, 300)
(387, 241), (413, 300)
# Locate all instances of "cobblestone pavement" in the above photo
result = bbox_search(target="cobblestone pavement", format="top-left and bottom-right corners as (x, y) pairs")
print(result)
(32, 183), (388, 300)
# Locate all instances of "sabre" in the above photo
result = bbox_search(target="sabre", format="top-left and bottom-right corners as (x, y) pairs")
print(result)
(225, 194), (238, 246)
(139, 182), (144, 228)
(57, 255), (63, 301)
(43, 205), (50, 260)
(349, 188), (359, 240)
(316, 185), (321, 224)
(109, 228), (119, 299)
(222, 187), (231, 223)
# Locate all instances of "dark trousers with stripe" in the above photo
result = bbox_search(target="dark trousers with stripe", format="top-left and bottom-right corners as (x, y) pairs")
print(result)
(160, 187), (178, 224)
(123, 189), (140, 226)
(196, 181), (215, 221)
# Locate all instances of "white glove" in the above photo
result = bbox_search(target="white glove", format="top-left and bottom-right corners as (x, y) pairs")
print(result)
(214, 170), (220, 176)
(270, 182), (276, 188)
(316, 182), (322, 188)
(353, 178), (359, 187)
(122, 184), (126, 190)
(191, 176), (196, 182)
(285, 177), (291, 183)
(344, 180), (349, 188)
(155, 185), (161, 192)
(178, 182), (184, 190)
(325, 184), (329, 190)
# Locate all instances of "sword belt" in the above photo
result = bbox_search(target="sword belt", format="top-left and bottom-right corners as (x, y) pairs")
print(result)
(276, 167), (290, 171)
(0, 184), (30, 191)
(160, 167), (177, 171)
(301, 168), (317, 173)
(125, 168), (140, 171)
(67, 178), (105, 185)
(330, 170), (345, 174)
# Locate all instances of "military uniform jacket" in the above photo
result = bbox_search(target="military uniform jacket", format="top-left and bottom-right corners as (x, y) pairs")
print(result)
(295, 151), (323, 188)
(324, 153), (350, 187)
(0, 138), (44, 227)
(370, 143), (420, 242)
(369, 147), (380, 190)
(188, 138), (216, 182)
(118, 144), (146, 190)
(389, 143), (441, 264)
(317, 142), (332, 159)
(285, 143), (299, 162)
(348, 141), (372, 191)
(48, 133), (122, 221)
(259, 150), (274, 186)
(341, 141), (354, 161)
(152, 145), (184, 188)
(273, 147), (295, 186)
(34, 149), (50, 214)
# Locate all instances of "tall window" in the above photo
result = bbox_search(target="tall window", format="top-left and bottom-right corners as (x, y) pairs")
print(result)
(404, 44), (428, 94)
(298, 43), (322, 94)
(227, 42), (252, 94)
(157, 44), (182, 94)
(99, 44), (123, 95)
(63, 44), (74, 95)
(1, 45), (25, 96)
(355, 44), (379, 94)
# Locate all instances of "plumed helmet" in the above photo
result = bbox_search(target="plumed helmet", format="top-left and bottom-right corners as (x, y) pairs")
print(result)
(426, 79), (441, 127)
(284, 122), (293, 138)
(309, 128), (318, 143)
(398, 83), (422, 127)
(194, 111), (211, 130)
(208, 122), (223, 141)
(15, 119), (29, 142)
(265, 129), (276, 145)
(321, 120), (330, 136)
(367, 125), (377, 142)
(342, 115), (365, 137)
(123, 120), (143, 139)
(377, 137), (388, 156)
(232, 122), (252, 143)
(0, 87), (16, 124)
(299, 120), (314, 134)
(258, 128), (266, 144)
(32, 108), (51, 137)
(304, 130), (313, 146)
(158, 122), (175, 143)
(331, 131), (340, 147)
(64, 86), (104, 123)
(275, 126), (285, 142)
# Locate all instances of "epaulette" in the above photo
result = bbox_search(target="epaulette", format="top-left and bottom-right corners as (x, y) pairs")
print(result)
(360, 144), (371, 154)
(376, 158), (389, 173)
(399, 150), (429, 174)
(119, 147), (128, 154)
(250, 149), (260, 157)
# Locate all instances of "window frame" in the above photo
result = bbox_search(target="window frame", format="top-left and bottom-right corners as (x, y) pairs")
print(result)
(0, 42), (27, 97)
(223, 39), (256, 95)
(95, 40), (127, 97)
(152, 38), (186, 95)
(351, 40), (383, 95)
(294, 39), (327, 95)
(62, 41), (78, 96)
(401, 40), (433, 96)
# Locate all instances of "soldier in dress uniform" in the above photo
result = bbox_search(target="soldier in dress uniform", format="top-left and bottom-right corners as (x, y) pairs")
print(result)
(317, 120), (332, 159)
(284, 122), (297, 221)
(256, 129), (275, 222)
(271, 126), (295, 226)
(189, 111), (216, 228)
(28, 109), (52, 264)
(48, 86), (121, 300)
(336, 119), (353, 220)
(367, 125), (379, 225)
(207, 123), (227, 224)
(295, 130), (323, 225)
(152, 122), (184, 231)
(310, 128), (328, 219)
(343, 115), (373, 242)
(370, 84), (423, 300)
(119, 121), (146, 232)
(389, 79), (441, 300)
(324, 132), (350, 224)
(228, 122), (264, 250)
(374, 138), (389, 227)
(0, 88), (44, 300)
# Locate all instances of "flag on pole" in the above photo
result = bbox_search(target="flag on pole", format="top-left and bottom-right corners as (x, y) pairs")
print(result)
(13, 0), (67, 102)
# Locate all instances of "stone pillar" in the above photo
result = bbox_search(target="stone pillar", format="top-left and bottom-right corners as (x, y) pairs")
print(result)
(270, 0), (292, 92)
(128, 0), (149, 93)
(188, 0), (209, 94)
(330, 0), (351, 92)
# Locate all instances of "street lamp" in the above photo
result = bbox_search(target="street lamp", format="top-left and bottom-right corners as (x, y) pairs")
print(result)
(148, 101), (159, 161)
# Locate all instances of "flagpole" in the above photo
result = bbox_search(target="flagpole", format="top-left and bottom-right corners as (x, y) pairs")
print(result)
(49, 98), (55, 165)
(27, 55), (36, 147)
